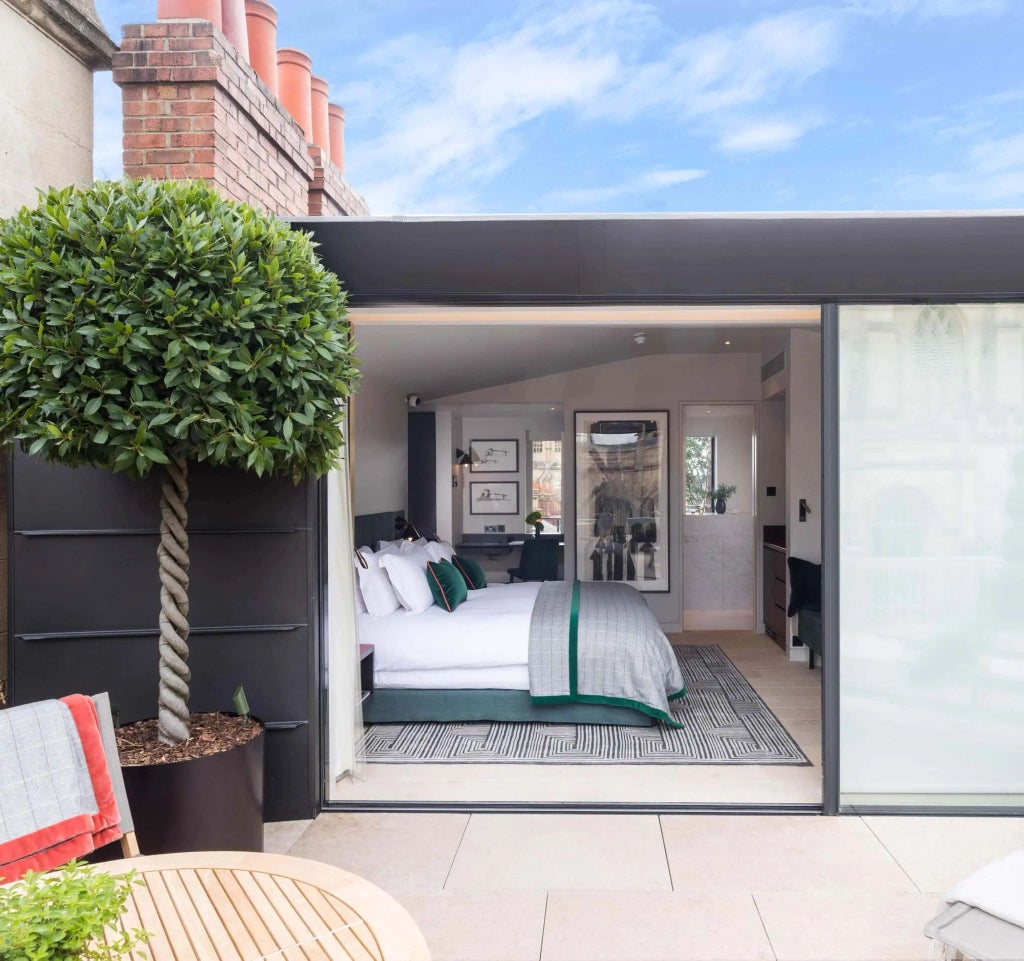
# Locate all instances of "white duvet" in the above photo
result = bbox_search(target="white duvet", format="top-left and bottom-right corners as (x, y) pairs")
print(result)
(357, 581), (541, 690)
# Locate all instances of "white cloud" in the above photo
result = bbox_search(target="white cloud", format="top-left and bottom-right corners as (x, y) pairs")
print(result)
(718, 118), (815, 154)
(545, 167), (707, 208)
(896, 129), (1024, 204)
(595, 11), (839, 122)
(341, 1), (643, 213)
(848, 0), (1008, 17)
(343, 4), (839, 213)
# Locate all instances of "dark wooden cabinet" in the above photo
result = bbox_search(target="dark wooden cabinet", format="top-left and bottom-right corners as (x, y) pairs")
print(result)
(763, 545), (788, 650)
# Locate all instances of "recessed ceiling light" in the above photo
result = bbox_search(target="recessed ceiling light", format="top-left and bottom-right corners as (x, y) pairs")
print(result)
(705, 409), (712, 414)
(724, 340), (731, 345)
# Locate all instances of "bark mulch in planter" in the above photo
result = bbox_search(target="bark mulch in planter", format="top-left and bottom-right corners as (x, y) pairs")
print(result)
(115, 713), (262, 766)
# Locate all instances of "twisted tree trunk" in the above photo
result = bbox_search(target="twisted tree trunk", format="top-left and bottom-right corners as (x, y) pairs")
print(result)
(157, 456), (191, 746)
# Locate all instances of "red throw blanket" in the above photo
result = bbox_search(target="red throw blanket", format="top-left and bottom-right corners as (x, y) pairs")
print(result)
(0, 695), (123, 884)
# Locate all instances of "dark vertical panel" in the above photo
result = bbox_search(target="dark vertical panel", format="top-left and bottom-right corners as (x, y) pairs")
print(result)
(7, 450), (319, 821)
(407, 411), (436, 534)
(821, 303), (841, 815)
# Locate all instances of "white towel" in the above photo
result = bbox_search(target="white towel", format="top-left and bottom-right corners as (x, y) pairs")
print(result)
(945, 850), (1024, 929)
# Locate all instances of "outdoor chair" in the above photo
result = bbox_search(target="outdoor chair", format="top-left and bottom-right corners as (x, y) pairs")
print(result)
(923, 850), (1024, 960)
(508, 537), (559, 582)
(0, 692), (138, 881)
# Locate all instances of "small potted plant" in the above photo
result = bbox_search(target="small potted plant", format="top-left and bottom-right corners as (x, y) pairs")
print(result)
(0, 860), (150, 960)
(707, 483), (738, 514)
(525, 510), (544, 537)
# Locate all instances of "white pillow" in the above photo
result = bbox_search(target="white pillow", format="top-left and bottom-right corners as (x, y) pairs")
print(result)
(354, 581), (368, 614)
(426, 540), (455, 563)
(379, 552), (435, 614)
(354, 548), (401, 617)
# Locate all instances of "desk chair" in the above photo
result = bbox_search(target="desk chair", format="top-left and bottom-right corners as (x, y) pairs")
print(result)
(508, 537), (559, 582)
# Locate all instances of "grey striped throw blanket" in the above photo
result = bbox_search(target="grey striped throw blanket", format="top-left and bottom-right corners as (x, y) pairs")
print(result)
(528, 580), (686, 725)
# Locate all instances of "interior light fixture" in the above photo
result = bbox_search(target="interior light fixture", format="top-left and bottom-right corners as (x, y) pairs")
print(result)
(394, 515), (420, 540)
(724, 340), (732, 346)
(454, 448), (473, 466)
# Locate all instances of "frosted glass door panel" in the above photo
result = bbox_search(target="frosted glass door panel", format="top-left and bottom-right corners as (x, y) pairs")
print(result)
(839, 304), (1024, 802)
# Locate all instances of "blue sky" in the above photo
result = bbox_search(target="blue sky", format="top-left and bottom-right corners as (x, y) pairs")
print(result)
(92, 0), (1024, 215)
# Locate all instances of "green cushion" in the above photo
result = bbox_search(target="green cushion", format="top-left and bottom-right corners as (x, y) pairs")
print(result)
(452, 554), (487, 590)
(426, 558), (468, 612)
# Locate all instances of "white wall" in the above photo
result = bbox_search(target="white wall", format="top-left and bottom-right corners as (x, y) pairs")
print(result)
(352, 374), (408, 516)
(436, 353), (763, 630)
(758, 399), (787, 526)
(0, 3), (95, 216)
(787, 330), (822, 563)
(455, 412), (562, 535)
(786, 329), (822, 651)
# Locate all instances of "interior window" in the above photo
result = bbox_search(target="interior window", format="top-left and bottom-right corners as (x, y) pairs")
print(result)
(531, 439), (562, 533)
(684, 435), (716, 514)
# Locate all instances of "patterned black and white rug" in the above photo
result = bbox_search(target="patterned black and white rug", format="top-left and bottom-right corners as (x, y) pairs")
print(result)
(360, 645), (810, 765)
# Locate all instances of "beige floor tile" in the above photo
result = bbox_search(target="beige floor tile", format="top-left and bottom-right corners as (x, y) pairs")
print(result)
(755, 891), (939, 961)
(262, 818), (313, 854)
(287, 812), (469, 895)
(446, 814), (671, 891)
(660, 815), (916, 896)
(864, 816), (1024, 894)
(400, 890), (546, 961)
(541, 891), (774, 961)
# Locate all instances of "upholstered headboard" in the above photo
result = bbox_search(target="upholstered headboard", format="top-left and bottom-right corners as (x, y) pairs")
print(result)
(354, 510), (401, 550)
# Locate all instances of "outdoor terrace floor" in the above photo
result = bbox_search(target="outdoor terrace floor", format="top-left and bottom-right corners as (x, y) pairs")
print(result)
(265, 812), (1024, 960)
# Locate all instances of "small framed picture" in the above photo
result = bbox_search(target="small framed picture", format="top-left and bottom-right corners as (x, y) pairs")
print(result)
(470, 439), (518, 473)
(470, 481), (519, 515)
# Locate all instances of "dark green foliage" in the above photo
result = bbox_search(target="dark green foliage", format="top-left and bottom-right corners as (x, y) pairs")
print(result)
(0, 179), (357, 480)
(0, 861), (151, 961)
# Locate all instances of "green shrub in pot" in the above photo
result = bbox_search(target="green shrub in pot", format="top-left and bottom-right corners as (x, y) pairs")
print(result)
(0, 179), (359, 747)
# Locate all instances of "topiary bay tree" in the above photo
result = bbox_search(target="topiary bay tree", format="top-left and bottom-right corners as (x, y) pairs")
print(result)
(0, 179), (357, 746)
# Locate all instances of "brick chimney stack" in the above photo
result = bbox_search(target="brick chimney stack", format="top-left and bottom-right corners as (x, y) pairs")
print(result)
(114, 2), (367, 217)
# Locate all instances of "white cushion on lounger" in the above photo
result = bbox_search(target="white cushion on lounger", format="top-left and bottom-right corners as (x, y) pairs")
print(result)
(379, 551), (435, 614)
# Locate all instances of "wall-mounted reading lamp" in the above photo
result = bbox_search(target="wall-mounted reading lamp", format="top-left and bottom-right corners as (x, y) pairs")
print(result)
(454, 448), (473, 466)
(394, 515), (420, 540)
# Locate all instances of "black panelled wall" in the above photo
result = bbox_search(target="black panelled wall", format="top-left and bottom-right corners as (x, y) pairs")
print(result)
(6, 449), (320, 820)
(407, 412), (436, 536)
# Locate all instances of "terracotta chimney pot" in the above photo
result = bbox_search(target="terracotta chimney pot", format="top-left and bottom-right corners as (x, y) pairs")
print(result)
(244, 0), (278, 94)
(277, 47), (313, 141)
(157, 0), (222, 27)
(220, 0), (248, 59)
(310, 76), (330, 154)
(327, 103), (346, 172)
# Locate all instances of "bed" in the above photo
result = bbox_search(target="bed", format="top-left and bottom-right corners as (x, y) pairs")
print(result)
(359, 580), (685, 728)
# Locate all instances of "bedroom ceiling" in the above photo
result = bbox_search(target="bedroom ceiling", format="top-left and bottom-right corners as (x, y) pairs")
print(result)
(353, 320), (808, 402)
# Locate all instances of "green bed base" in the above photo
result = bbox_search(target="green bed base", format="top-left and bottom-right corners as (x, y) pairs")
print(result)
(363, 688), (654, 727)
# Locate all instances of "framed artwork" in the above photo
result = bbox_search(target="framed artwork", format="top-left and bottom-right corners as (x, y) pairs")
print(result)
(470, 481), (519, 515)
(469, 439), (519, 473)
(574, 410), (669, 592)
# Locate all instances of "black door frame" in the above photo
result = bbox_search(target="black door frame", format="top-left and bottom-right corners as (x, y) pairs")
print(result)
(320, 303), (835, 816)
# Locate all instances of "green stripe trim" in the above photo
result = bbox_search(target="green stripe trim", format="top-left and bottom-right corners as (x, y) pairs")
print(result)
(532, 692), (685, 728)
(568, 579), (581, 696)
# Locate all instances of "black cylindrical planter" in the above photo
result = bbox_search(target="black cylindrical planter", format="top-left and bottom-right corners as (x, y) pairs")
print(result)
(121, 723), (264, 854)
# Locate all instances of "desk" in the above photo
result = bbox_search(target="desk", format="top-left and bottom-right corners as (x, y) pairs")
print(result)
(97, 851), (430, 961)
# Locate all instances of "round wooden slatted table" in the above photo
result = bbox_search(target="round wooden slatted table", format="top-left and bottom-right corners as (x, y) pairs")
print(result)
(96, 851), (430, 961)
